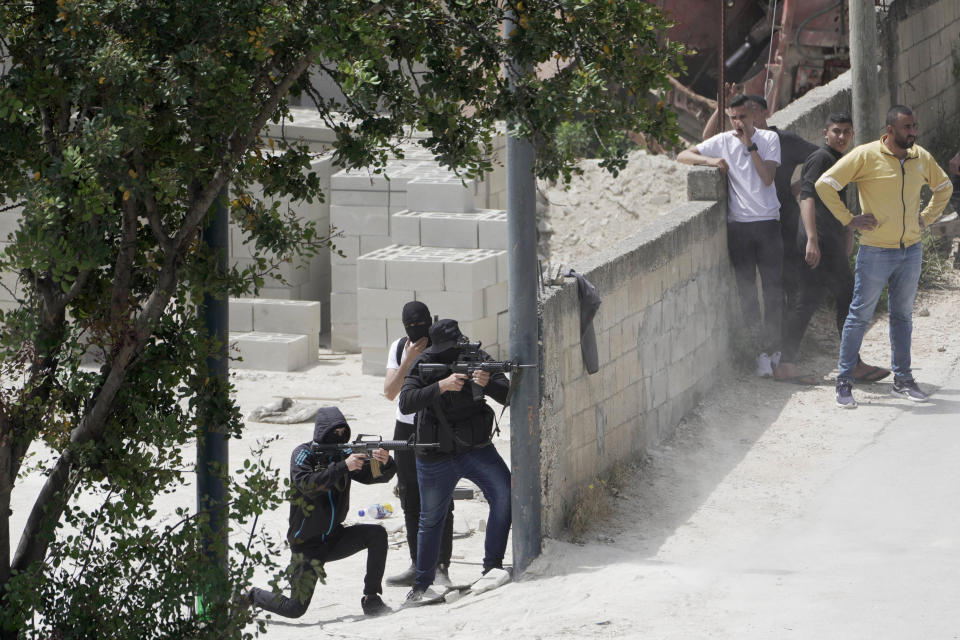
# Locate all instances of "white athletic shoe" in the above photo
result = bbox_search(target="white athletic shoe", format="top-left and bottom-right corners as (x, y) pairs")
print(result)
(755, 353), (774, 377)
(471, 568), (510, 594)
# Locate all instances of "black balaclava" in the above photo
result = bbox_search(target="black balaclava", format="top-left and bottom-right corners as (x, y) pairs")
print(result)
(402, 301), (432, 342)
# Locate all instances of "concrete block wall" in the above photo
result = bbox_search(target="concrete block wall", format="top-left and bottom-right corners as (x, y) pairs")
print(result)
(538, 169), (736, 537)
(329, 156), (434, 351)
(355, 245), (509, 374)
(330, 157), (508, 353)
(232, 154), (334, 332)
(886, 0), (960, 158)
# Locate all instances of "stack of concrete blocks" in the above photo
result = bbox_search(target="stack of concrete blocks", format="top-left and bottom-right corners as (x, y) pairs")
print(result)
(355, 245), (509, 375)
(350, 166), (511, 374)
(228, 298), (322, 371)
(226, 154), (333, 370)
(329, 155), (432, 352)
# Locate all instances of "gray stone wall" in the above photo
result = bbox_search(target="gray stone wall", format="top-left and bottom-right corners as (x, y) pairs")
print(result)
(538, 169), (736, 536)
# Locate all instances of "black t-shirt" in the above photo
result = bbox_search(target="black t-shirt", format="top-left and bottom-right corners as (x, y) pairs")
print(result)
(799, 144), (848, 253)
(770, 126), (818, 213)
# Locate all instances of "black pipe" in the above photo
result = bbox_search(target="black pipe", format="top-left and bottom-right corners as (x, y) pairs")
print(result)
(197, 188), (230, 614)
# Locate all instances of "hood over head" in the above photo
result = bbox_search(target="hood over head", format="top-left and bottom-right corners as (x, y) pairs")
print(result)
(313, 407), (351, 444)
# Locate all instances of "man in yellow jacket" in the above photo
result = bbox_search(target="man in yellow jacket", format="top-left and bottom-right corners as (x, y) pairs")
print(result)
(816, 104), (953, 408)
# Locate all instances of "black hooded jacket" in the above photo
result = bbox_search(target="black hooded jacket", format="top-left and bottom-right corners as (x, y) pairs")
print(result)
(286, 407), (396, 548)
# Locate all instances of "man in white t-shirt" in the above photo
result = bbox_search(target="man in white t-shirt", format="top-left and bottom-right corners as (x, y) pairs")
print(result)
(383, 300), (454, 587)
(678, 93), (784, 377)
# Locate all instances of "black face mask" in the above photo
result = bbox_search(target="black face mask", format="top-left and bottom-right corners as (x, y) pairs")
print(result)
(405, 322), (429, 342)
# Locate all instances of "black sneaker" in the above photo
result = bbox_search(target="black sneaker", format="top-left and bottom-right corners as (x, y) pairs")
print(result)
(892, 378), (928, 402)
(361, 594), (391, 616)
(386, 562), (417, 587)
(836, 379), (857, 408)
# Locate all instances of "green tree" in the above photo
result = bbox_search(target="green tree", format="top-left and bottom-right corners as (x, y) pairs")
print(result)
(0, 1), (683, 636)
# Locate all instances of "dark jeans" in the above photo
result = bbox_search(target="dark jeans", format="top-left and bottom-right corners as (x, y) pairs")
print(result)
(393, 420), (454, 565)
(727, 219), (784, 353)
(780, 202), (803, 325)
(781, 244), (854, 362)
(249, 523), (387, 618)
(414, 444), (511, 590)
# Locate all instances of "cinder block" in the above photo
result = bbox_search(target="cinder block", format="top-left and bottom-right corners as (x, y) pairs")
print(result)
(331, 264), (357, 293)
(358, 316), (389, 348)
(483, 281), (509, 316)
(230, 332), (310, 371)
(420, 289), (484, 321)
(357, 256), (387, 289)
(420, 213), (479, 248)
(386, 317), (406, 342)
(357, 287), (417, 320)
(331, 323), (358, 352)
(459, 316), (498, 347)
(478, 211), (508, 249)
(407, 176), (475, 213)
(253, 299), (322, 356)
(443, 250), (499, 291)
(330, 205), (390, 236)
(331, 234), (360, 265)
(495, 251), (509, 282)
(360, 234), (393, 254)
(391, 210), (421, 246)
(386, 259), (445, 291)
(331, 190), (390, 207)
(361, 347), (390, 376)
(330, 291), (357, 324)
(229, 298), (256, 332)
(241, 284), (301, 300)
(331, 170), (391, 191)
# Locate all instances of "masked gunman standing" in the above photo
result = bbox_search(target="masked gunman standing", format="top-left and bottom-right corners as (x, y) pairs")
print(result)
(383, 301), (455, 588)
(816, 105), (953, 408)
(398, 319), (512, 605)
(246, 407), (396, 617)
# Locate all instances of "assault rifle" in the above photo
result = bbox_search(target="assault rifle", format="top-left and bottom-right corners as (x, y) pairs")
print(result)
(310, 434), (439, 458)
(418, 339), (537, 402)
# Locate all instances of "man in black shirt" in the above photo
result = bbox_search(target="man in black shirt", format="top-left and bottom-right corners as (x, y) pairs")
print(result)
(398, 319), (512, 605)
(780, 112), (889, 382)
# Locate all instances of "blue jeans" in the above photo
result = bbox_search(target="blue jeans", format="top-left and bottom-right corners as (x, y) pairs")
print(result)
(838, 243), (922, 381)
(415, 445), (512, 590)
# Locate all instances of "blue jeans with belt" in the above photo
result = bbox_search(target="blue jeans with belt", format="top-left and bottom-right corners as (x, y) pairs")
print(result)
(837, 242), (922, 382)
(414, 445), (512, 590)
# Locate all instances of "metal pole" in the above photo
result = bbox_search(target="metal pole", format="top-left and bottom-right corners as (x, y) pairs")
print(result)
(849, 0), (881, 147)
(197, 189), (230, 614)
(505, 11), (542, 576)
(718, 0), (727, 132)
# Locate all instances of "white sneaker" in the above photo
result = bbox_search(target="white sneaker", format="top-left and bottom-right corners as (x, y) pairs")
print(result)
(770, 351), (782, 369)
(471, 567), (510, 594)
(755, 353), (774, 377)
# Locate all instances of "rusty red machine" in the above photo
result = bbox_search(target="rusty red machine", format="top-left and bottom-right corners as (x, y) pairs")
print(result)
(658, 0), (852, 138)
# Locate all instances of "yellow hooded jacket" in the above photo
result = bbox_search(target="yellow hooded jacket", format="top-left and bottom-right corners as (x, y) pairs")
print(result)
(815, 136), (953, 249)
